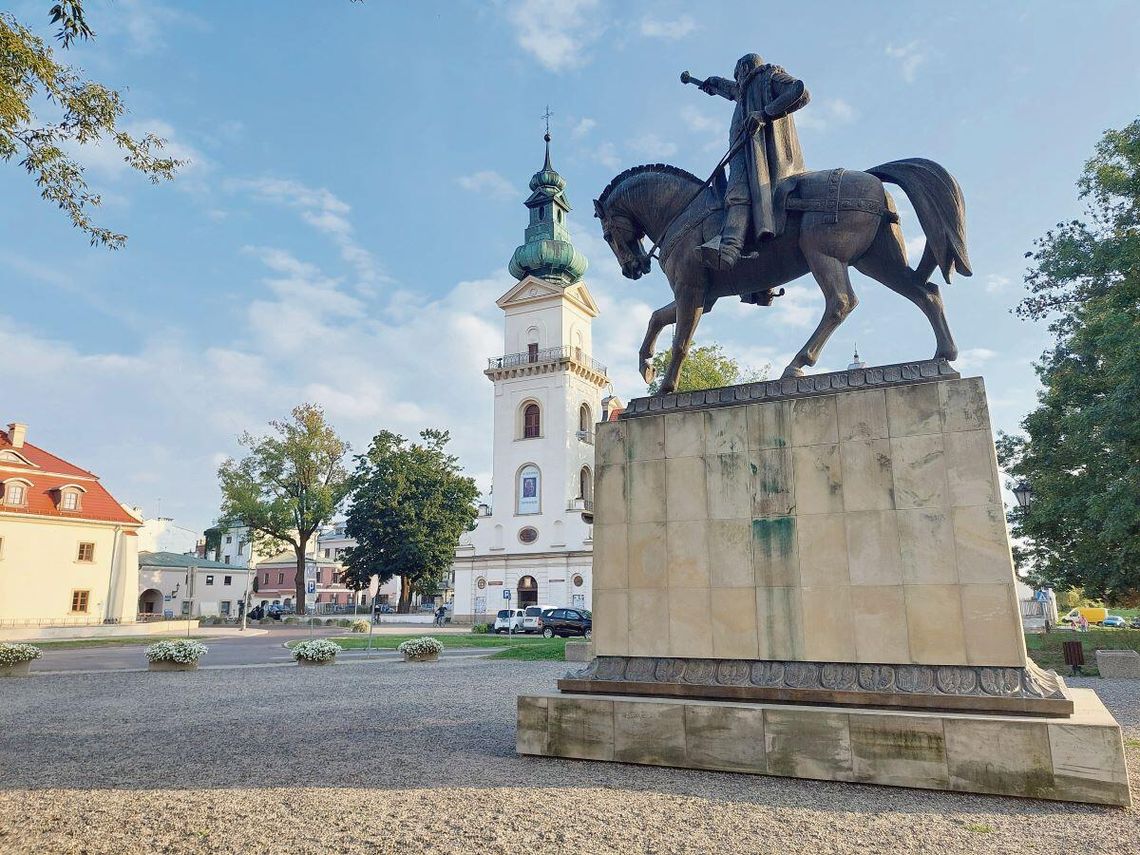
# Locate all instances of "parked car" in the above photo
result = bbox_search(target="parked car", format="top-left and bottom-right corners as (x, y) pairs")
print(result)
(1130, 616), (1140, 629)
(540, 607), (592, 638)
(494, 608), (525, 633)
(522, 605), (552, 634)
(1102, 615), (1127, 628)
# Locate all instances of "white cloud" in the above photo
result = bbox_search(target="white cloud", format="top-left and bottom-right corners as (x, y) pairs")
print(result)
(571, 118), (597, 139)
(628, 133), (677, 160)
(770, 284), (819, 329)
(639, 15), (697, 40)
(102, 0), (208, 54)
(229, 177), (383, 287)
(906, 236), (927, 265)
(985, 274), (1012, 293)
(886, 41), (928, 83)
(457, 170), (517, 200)
(505, 0), (603, 72)
(953, 347), (999, 372)
(795, 98), (858, 132)
(593, 142), (621, 170)
(680, 105), (720, 136)
(73, 118), (207, 185)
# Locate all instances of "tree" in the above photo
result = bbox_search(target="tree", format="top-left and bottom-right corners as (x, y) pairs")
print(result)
(341, 429), (477, 613)
(996, 119), (1140, 602)
(647, 343), (767, 394)
(217, 404), (350, 616)
(2, 2), (180, 247)
(203, 525), (223, 562)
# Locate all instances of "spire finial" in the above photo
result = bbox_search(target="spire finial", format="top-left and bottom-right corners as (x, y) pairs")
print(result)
(541, 105), (554, 169)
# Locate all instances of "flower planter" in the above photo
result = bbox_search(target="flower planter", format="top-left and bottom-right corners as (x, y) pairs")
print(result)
(0, 661), (31, 677)
(402, 652), (440, 663)
(148, 660), (199, 672)
(298, 657), (336, 666)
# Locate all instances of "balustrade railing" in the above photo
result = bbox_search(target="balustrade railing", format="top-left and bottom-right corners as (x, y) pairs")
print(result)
(488, 345), (607, 376)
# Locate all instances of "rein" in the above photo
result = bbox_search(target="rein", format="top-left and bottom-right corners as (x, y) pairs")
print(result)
(643, 122), (756, 262)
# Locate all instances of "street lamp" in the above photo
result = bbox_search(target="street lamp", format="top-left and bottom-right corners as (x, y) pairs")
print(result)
(1012, 480), (1033, 511)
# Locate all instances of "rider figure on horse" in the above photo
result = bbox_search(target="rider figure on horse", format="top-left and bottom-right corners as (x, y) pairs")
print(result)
(692, 53), (810, 272)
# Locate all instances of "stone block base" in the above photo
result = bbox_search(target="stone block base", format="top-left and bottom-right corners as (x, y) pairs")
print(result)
(1096, 649), (1140, 679)
(565, 641), (593, 662)
(517, 688), (1131, 806)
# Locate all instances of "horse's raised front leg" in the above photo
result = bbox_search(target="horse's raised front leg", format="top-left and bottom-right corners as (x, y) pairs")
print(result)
(639, 301), (677, 384)
(659, 293), (703, 395)
(783, 253), (858, 378)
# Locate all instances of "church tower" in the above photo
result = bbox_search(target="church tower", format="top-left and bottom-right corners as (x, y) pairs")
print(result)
(451, 131), (606, 621)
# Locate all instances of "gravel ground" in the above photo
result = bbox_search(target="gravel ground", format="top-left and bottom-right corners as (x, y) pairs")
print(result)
(0, 662), (1136, 854)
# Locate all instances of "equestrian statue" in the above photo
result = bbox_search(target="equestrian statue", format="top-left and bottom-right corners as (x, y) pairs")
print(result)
(593, 52), (972, 394)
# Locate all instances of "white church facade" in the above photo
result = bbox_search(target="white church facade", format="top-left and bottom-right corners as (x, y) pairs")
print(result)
(451, 133), (618, 623)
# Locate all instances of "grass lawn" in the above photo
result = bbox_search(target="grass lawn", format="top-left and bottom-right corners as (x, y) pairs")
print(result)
(1024, 629), (1140, 677)
(305, 633), (571, 661)
(26, 636), (204, 650)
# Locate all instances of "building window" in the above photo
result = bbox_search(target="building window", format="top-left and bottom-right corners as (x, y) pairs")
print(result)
(517, 464), (541, 515)
(0, 536), (4, 558)
(324, 548), (331, 558)
(4, 482), (27, 506)
(523, 403), (540, 439)
(263, 573), (270, 585)
(220, 601), (232, 616)
(579, 466), (592, 501)
(224, 556), (231, 565)
(527, 342), (539, 362)
(224, 575), (232, 586)
(579, 404), (591, 432)
(238, 540), (246, 555)
(573, 574), (584, 588)
(77, 542), (95, 562)
(70, 590), (90, 613)
(225, 535), (232, 544)
(61, 490), (79, 511)
(205, 575), (214, 586)
(181, 601), (191, 615)
(518, 526), (539, 544)
(278, 572), (284, 584)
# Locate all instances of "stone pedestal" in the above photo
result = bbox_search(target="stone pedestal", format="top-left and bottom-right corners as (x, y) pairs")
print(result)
(565, 640), (594, 662)
(1096, 649), (1140, 679)
(518, 689), (1131, 806)
(518, 361), (1131, 805)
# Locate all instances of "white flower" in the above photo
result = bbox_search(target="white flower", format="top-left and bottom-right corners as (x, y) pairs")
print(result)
(397, 636), (444, 657)
(0, 643), (42, 666)
(292, 639), (342, 662)
(146, 640), (208, 663)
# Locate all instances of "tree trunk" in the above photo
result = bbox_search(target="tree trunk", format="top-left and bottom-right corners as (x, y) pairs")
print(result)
(398, 576), (413, 614)
(295, 540), (307, 616)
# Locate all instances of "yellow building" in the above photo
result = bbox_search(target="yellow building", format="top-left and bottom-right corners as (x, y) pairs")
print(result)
(0, 422), (141, 626)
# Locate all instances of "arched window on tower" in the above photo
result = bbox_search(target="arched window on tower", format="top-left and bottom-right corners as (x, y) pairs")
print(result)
(579, 466), (592, 503)
(579, 403), (591, 433)
(523, 403), (541, 439)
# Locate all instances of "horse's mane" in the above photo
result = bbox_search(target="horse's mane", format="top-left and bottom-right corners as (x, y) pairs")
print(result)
(596, 163), (703, 207)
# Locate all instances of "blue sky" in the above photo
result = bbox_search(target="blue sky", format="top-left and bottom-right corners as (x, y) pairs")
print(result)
(2, 1), (1138, 533)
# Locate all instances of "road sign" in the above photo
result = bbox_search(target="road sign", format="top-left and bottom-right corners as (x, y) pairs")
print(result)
(503, 589), (511, 600)
(163, 609), (174, 618)
(306, 580), (316, 594)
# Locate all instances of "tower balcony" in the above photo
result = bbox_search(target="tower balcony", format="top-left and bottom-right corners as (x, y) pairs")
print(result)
(485, 345), (608, 384)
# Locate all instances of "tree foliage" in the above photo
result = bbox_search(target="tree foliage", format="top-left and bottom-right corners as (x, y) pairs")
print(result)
(1, 2), (180, 247)
(341, 429), (477, 612)
(647, 343), (767, 394)
(996, 119), (1140, 601)
(217, 404), (350, 615)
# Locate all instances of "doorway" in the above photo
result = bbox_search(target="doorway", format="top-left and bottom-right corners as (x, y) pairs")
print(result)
(517, 575), (538, 607)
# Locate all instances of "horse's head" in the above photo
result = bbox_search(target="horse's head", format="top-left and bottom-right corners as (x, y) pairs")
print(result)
(593, 197), (652, 281)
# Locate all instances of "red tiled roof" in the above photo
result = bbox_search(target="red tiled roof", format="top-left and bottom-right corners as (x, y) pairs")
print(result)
(0, 434), (140, 526)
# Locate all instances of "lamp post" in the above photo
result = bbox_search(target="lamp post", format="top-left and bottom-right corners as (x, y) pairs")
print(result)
(1013, 480), (1033, 511)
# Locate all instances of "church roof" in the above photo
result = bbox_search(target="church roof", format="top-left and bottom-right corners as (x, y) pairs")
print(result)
(508, 132), (588, 286)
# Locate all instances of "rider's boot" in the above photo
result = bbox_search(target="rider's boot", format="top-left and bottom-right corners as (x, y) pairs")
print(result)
(700, 203), (749, 271)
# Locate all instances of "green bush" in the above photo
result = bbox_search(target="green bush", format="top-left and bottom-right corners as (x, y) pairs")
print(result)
(324, 618), (336, 627)
(350, 620), (370, 633)
(283, 616), (299, 625)
(336, 619), (352, 627)
(471, 623), (491, 634)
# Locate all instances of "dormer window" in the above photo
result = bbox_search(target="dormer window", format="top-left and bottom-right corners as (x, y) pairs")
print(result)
(2, 479), (31, 506)
(52, 484), (87, 512)
(0, 449), (32, 465)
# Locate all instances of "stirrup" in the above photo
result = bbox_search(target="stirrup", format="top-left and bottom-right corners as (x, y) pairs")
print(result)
(699, 236), (742, 271)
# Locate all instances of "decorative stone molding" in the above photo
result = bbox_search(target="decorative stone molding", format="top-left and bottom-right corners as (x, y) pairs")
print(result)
(559, 655), (1073, 716)
(621, 358), (959, 417)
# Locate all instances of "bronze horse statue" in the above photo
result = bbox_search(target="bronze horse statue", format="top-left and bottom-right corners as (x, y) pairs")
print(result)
(592, 159), (972, 393)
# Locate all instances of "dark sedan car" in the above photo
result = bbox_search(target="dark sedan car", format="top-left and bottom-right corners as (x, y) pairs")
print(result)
(540, 607), (592, 639)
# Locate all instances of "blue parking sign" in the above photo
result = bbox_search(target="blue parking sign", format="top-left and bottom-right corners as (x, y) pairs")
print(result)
(306, 581), (316, 594)
(503, 589), (511, 600)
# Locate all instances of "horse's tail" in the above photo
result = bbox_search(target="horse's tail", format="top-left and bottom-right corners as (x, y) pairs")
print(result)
(866, 158), (972, 283)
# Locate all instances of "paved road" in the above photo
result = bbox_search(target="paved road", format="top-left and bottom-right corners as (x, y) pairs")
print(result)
(33, 628), (488, 672)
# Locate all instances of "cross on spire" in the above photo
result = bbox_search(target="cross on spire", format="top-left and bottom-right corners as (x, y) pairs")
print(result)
(541, 105), (553, 139)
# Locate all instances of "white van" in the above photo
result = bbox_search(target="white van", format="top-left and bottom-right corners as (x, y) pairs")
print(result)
(522, 605), (553, 634)
(493, 608), (525, 633)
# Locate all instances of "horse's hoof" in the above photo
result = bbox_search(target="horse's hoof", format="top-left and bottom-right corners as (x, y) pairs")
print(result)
(781, 365), (804, 379)
(936, 349), (959, 362)
(640, 360), (656, 384)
